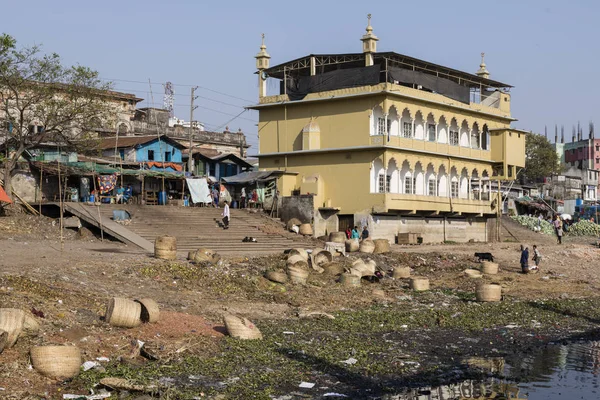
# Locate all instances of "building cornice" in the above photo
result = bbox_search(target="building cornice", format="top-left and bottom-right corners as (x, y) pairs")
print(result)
(247, 89), (516, 122)
(254, 144), (495, 164)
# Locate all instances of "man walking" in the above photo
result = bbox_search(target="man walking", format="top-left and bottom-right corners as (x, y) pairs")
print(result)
(222, 200), (230, 229)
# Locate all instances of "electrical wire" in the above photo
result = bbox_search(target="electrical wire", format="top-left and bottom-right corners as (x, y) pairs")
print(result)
(101, 77), (255, 103)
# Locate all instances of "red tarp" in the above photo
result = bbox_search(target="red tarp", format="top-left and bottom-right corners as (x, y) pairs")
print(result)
(0, 185), (12, 204)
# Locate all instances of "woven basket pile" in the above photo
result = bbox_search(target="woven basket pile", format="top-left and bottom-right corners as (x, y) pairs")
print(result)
(392, 266), (411, 279)
(410, 277), (430, 291)
(329, 232), (346, 244)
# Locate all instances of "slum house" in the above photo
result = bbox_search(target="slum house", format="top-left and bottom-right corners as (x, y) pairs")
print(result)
(248, 18), (528, 242)
(93, 135), (186, 204)
(183, 148), (254, 179)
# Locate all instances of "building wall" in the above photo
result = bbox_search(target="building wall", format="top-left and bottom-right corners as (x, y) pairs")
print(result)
(135, 140), (182, 163)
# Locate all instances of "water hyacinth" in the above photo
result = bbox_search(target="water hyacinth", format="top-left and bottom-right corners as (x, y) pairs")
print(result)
(510, 215), (555, 235)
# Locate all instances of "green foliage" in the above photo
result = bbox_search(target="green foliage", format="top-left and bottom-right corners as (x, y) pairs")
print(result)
(0, 33), (113, 185)
(523, 133), (560, 183)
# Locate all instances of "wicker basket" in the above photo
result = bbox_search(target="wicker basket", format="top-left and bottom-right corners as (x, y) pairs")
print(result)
(223, 315), (263, 340)
(154, 235), (177, 260)
(329, 232), (346, 244)
(464, 269), (483, 278)
(265, 270), (288, 284)
(476, 284), (502, 302)
(136, 298), (160, 323)
(190, 248), (217, 263)
(392, 266), (411, 279)
(299, 223), (313, 236)
(287, 265), (309, 284)
(0, 329), (8, 354)
(339, 273), (361, 287)
(359, 240), (375, 253)
(22, 313), (40, 336)
(0, 308), (25, 348)
(481, 261), (499, 275)
(345, 239), (359, 252)
(410, 277), (430, 291)
(313, 249), (333, 266)
(30, 345), (81, 379)
(287, 254), (309, 269)
(105, 298), (142, 328)
(288, 248), (308, 261)
(321, 263), (344, 276)
(373, 239), (391, 254)
(365, 259), (377, 274)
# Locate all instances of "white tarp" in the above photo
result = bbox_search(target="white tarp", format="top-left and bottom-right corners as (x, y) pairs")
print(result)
(186, 178), (212, 204)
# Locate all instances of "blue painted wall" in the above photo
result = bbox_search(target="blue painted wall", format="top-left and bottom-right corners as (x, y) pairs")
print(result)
(135, 139), (182, 163)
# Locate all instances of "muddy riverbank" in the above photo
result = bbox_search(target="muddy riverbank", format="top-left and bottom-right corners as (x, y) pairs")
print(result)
(2, 213), (600, 399)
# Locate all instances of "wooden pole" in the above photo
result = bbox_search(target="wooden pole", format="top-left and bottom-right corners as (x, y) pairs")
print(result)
(57, 161), (64, 251)
(38, 163), (43, 216)
(181, 178), (186, 201)
(92, 169), (104, 242)
(141, 174), (145, 205)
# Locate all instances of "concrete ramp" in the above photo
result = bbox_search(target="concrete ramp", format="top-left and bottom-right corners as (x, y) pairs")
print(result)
(62, 203), (154, 253)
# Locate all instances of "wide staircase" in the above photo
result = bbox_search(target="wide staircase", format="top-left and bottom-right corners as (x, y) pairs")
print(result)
(95, 204), (302, 257)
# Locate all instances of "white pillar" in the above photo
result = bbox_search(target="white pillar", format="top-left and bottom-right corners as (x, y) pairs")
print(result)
(411, 118), (415, 139)
(435, 123), (439, 142)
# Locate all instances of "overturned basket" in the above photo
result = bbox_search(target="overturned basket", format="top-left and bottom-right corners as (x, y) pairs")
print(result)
(223, 315), (263, 340)
(0, 308), (25, 348)
(476, 283), (502, 302)
(392, 266), (411, 279)
(30, 345), (81, 379)
(136, 298), (160, 323)
(373, 239), (391, 254)
(410, 277), (430, 291)
(105, 298), (142, 328)
(345, 239), (359, 252)
(288, 248), (309, 261)
(339, 273), (361, 287)
(265, 270), (288, 284)
(359, 240), (375, 254)
(481, 261), (499, 275)
(287, 265), (309, 284)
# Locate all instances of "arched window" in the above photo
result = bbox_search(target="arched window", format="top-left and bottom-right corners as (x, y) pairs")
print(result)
(414, 162), (424, 195)
(387, 159), (399, 193)
(371, 159), (385, 193)
(438, 116), (448, 144)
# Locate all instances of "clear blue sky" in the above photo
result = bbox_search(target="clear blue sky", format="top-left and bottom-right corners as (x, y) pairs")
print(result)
(3, 0), (599, 150)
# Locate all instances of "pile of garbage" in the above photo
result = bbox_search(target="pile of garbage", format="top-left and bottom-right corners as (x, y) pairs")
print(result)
(510, 215), (555, 235)
(568, 220), (600, 237)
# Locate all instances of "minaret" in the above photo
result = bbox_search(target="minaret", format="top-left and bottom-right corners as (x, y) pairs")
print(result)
(561, 125), (565, 143)
(476, 52), (490, 79)
(578, 121), (581, 141)
(591, 121), (595, 139)
(255, 33), (271, 98)
(361, 14), (379, 67)
(554, 124), (558, 143)
(572, 126), (576, 142)
(544, 125), (547, 139)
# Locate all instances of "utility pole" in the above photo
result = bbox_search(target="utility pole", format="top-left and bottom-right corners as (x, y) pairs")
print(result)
(188, 86), (198, 173)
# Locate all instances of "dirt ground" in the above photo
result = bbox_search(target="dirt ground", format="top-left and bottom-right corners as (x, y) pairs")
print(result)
(1, 210), (600, 398)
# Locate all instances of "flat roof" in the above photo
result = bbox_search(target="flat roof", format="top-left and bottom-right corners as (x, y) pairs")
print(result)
(265, 52), (512, 89)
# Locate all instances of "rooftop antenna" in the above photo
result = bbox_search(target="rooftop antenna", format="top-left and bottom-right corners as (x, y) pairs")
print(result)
(163, 81), (174, 117)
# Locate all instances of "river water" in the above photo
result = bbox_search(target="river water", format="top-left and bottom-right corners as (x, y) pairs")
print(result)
(380, 341), (600, 400)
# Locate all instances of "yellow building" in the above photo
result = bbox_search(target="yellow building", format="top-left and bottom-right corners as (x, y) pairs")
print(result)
(249, 17), (527, 242)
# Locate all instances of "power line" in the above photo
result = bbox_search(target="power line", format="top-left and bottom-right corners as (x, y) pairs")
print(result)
(101, 77), (255, 103)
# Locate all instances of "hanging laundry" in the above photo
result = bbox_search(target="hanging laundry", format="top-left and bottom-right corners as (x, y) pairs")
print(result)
(97, 174), (118, 194)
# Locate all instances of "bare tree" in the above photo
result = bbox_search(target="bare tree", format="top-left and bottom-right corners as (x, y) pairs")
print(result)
(0, 33), (113, 199)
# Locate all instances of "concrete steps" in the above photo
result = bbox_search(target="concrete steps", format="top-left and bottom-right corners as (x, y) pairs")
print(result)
(93, 204), (300, 256)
